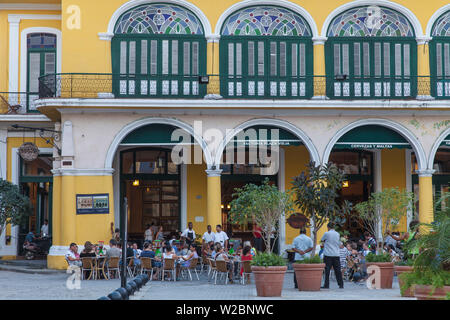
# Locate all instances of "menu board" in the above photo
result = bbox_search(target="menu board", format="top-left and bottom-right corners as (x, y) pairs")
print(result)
(76, 194), (109, 214)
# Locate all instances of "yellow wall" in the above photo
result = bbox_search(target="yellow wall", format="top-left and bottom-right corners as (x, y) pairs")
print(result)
(283, 145), (310, 245)
(381, 149), (408, 232)
(186, 163), (208, 233)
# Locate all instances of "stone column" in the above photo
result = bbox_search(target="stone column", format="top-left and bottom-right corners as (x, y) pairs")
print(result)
(205, 168), (222, 228)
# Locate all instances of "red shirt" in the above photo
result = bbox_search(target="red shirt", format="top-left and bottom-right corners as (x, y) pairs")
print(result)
(253, 226), (262, 239)
(240, 253), (253, 276)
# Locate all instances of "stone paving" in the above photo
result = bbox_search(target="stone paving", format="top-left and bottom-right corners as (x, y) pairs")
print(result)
(0, 267), (414, 300)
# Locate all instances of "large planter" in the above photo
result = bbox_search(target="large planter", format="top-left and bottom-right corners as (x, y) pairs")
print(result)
(366, 262), (394, 289)
(414, 285), (450, 300)
(251, 266), (287, 297)
(292, 263), (325, 291)
(394, 265), (414, 297)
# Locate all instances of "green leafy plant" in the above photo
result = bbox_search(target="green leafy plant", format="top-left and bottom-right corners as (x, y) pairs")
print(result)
(354, 187), (414, 250)
(395, 258), (415, 266)
(291, 161), (352, 256)
(0, 179), (32, 241)
(229, 179), (295, 254)
(295, 255), (323, 264)
(400, 193), (450, 296)
(365, 252), (392, 263)
(251, 252), (286, 267)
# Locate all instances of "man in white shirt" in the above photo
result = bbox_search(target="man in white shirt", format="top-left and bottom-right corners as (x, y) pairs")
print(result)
(292, 229), (313, 288)
(214, 225), (229, 249)
(202, 225), (215, 247)
(40, 219), (49, 238)
(181, 222), (196, 246)
(65, 243), (82, 267)
(321, 223), (344, 289)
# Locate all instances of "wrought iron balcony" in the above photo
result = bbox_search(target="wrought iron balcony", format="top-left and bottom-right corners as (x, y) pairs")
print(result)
(0, 92), (40, 114)
(38, 73), (447, 101)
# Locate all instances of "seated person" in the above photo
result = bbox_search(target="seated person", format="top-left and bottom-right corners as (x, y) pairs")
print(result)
(215, 246), (233, 283)
(240, 246), (253, 279)
(65, 243), (82, 267)
(106, 239), (121, 265)
(80, 241), (96, 258)
(140, 242), (161, 280)
(179, 244), (199, 268)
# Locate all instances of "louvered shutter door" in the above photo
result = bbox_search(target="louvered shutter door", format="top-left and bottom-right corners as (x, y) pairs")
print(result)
(141, 40), (148, 74)
(403, 44), (410, 77)
(162, 40), (169, 75)
(183, 42), (190, 75)
(292, 44), (298, 77)
(270, 42), (277, 76)
(228, 43), (234, 76)
(120, 41), (127, 74)
(384, 43), (390, 76)
(128, 41), (136, 74)
(172, 40), (178, 75)
(258, 42), (264, 76)
(354, 43), (361, 77)
(444, 43), (450, 77)
(363, 42), (370, 77)
(248, 41), (255, 76)
(150, 40), (157, 75)
(236, 43), (242, 76)
(342, 44), (349, 76)
(299, 43), (306, 77)
(395, 44), (402, 76)
(192, 42), (199, 75)
(334, 44), (340, 75)
(280, 42), (286, 77)
(436, 43), (442, 77)
(374, 42), (381, 77)
(28, 53), (41, 92)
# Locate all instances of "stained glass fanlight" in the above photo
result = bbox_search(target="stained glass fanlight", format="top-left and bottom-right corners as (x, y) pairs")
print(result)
(221, 6), (312, 37)
(114, 3), (204, 35)
(327, 6), (414, 37)
(432, 10), (450, 37)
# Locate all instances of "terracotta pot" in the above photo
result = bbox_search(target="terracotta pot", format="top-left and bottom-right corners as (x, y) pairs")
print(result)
(366, 262), (394, 289)
(394, 265), (414, 297)
(293, 263), (325, 291)
(414, 285), (450, 300)
(251, 266), (287, 297)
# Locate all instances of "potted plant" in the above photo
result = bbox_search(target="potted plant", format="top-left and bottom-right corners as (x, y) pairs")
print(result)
(354, 187), (414, 252)
(229, 179), (295, 297)
(0, 179), (32, 248)
(365, 252), (395, 289)
(394, 259), (415, 297)
(292, 255), (325, 291)
(291, 162), (351, 291)
(400, 195), (450, 300)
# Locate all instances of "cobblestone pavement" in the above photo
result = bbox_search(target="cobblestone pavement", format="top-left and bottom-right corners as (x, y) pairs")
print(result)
(0, 269), (414, 300)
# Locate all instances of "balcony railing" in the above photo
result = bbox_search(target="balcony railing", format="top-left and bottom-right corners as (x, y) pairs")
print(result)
(0, 92), (39, 114)
(38, 73), (447, 101)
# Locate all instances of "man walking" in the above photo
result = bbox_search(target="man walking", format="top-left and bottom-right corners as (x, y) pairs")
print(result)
(292, 229), (313, 289)
(321, 222), (344, 289)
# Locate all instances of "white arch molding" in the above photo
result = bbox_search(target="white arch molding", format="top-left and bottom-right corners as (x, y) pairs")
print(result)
(98, 0), (213, 41)
(104, 117), (214, 169)
(214, 0), (319, 39)
(213, 118), (320, 167)
(322, 119), (428, 171)
(428, 127), (450, 170)
(426, 4), (450, 37)
(320, 0), (424, 38)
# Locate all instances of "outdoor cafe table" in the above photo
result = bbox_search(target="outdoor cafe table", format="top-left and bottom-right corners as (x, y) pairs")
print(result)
(95, 255), (108, 280)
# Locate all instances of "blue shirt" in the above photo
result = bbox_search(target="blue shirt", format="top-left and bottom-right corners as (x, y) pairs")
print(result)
(140, 250), (155, 258)
(292, 234), (313, 261)
(321, 229), (341, 257)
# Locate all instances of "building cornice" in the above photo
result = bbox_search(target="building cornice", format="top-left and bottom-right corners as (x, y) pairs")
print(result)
(0, 114), (51, 122)
(0, 3), (61, 11)
(51, 168), (115, 177)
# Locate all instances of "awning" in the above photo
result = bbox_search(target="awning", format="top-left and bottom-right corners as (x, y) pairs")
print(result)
(230, 125), (303, 147)
(334, 125), (411, 150)
(440, 134), (450, 147)
(121, 124), (194, 145)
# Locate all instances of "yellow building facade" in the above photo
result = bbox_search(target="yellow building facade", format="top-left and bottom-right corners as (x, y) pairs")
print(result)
(0, 0), (449, 269)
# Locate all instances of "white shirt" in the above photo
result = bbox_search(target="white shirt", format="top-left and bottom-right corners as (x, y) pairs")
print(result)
(202, 231), (215, 243)
(41, 224), (49, 236)
(144, 229), (153, 241)
(292, 234), (313, 261)
(181, 228), (196, 240)
(65, 250), (80, 266)
(214, 231), (229, 246)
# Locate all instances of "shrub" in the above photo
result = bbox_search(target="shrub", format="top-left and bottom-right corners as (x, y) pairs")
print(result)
(295, 255), (323, 264)
(251, 253), (286, 267)
(365, 252), (392, 263)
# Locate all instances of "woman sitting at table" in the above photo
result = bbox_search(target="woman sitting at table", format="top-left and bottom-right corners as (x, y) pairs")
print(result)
(215, 246), (233, 283)
(80, 241), (96, 258)
(180, 244), (199, 268)
(240, 245), (253, 280)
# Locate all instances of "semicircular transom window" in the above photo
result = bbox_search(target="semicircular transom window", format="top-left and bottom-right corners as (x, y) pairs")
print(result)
(430, 10), (450, 99)
(326, 6), (417, 99)
(221, 6), (311, 37)
(114, 3), (204, 35)
(220, 6), (313, 99)
(112, 4), (206, 99)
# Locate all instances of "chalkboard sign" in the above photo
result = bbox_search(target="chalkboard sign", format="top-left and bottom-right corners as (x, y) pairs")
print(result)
(76, 194), (109, 214)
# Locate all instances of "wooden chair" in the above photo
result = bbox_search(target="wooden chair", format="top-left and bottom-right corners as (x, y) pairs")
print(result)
(180, 258), (199, 281)
(214, 260), (229, 285)
(81, 257), (95, 280)
(161, 258), (176, 281)
(240, 260), (252, 285)
(107, 257), (120, 280)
